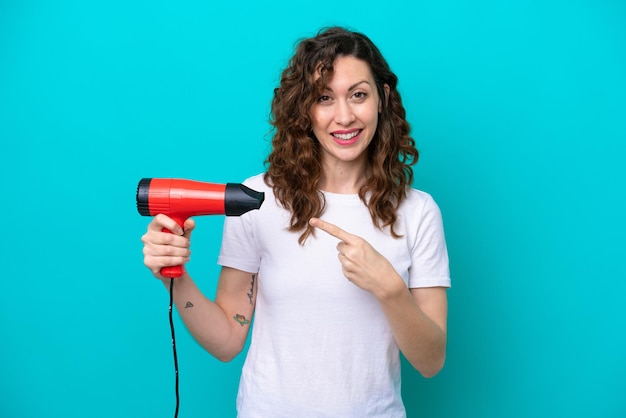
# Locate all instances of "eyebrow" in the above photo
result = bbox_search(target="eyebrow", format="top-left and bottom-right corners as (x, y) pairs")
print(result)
(325, 80), (371, 92)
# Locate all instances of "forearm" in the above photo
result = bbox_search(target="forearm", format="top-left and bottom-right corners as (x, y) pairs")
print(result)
(376, 279), (447, 378)
(162, 273), (243, 361)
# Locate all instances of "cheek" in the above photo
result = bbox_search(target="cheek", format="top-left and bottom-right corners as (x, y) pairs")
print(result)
(310, 109), (328, 132)
(361, 106), (380, 130)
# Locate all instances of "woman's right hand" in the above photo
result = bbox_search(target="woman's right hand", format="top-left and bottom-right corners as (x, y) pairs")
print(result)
(141, 214), (195, 280)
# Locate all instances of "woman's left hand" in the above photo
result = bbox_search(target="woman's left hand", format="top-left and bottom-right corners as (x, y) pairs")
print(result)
(309, 217), (403, 298)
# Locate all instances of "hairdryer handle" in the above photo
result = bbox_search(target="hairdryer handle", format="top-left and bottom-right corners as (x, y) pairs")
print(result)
(160, 216), (187, 278)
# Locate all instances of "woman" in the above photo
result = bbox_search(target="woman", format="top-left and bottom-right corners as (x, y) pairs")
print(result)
(142, 26), (450, 417)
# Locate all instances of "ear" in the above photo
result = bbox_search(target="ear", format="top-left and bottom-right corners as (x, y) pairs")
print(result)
(379, 84), (390, 112)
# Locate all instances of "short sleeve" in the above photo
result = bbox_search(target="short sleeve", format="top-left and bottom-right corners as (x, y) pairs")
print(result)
(216, 211), (260, 273)
(408, 194), (451, 288)
(217, 175), (267, 273)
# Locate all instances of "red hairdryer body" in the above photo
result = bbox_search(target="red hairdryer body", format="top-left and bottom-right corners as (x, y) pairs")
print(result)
(137, 178), (264, 278)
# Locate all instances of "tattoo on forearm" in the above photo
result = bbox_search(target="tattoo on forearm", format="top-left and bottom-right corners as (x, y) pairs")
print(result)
(234, 314), (250, 326)
(247, 274), (256, 305)
(185, 301), (194, 309)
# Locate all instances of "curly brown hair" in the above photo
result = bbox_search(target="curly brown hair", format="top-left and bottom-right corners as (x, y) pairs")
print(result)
(265, 27), (419, 245)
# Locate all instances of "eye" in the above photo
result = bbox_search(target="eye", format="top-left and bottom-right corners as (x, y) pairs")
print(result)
(352, 91), (368, 100)
(317, 95), (332, 103)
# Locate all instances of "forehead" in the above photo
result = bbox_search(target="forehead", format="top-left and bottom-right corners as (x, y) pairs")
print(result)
(314, 55), (376, 86)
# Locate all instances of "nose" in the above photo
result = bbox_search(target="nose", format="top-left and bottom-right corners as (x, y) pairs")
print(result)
(334, 100), (356, 126)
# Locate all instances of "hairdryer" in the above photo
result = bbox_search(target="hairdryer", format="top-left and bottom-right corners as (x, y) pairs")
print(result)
(136, 178), (264, 278)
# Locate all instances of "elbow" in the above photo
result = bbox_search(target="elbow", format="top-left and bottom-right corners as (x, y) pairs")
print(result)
(196, 339), (243, 363)
(415, 348), (446, 379)
(419, 332), (447, 378)
(215, 352), (238, 363)
(419, 360), (445, 379)
(211, 350), (241, 363)
(202, 338), (245, 363)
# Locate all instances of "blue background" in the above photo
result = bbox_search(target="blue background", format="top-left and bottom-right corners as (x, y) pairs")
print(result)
(1, 1), (625, 417)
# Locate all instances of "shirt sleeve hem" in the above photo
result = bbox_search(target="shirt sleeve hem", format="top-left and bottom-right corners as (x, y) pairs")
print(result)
(408, 277), (451, 289)
(217, 255), (259, 274)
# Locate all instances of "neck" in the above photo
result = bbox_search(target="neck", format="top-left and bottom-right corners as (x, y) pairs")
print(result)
(318, 159), (370, 194)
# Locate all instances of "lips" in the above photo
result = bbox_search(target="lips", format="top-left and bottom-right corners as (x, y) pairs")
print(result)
(331, 129), (362, 145)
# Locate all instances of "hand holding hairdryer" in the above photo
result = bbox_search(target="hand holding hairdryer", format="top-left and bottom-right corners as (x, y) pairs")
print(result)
(137, 178), (264, 278)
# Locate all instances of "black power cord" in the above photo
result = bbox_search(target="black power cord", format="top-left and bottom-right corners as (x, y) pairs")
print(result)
(169, 278), (180, 418)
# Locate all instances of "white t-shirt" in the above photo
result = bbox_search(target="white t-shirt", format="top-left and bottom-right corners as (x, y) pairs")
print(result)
(218, 173), (450, 418)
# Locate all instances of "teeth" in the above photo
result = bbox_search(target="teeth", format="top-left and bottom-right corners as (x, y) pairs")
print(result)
(333, 131), (359, 140)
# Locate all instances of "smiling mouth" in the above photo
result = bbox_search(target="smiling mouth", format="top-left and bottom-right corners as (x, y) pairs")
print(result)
(331, 130), (361, 141)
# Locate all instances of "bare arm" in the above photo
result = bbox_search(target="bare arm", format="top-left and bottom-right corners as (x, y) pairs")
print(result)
(162, 267), (257, 362)
(377, 284), (447, 377)
(142, 214), (257, 362)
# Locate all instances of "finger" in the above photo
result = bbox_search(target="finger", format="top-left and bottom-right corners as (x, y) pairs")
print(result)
(150, 214), (184, 235)
(144, 240), (191, 257)
(309, 218), (354, 242)
(144, 243), (191, 265)
(142, 229), (190, 248)
(145, 253), (190, 267)
(183, 218), (195, 239)
(146, 255), (191, 278)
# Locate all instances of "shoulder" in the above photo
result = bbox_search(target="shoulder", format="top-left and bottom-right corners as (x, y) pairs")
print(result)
(242, 173), (273, 192)
(401, 187), (439, 213)
(238, 173), (281, 216)
(242, 172), (268, 188)
(398, 187), (445, 231)
(240, 173), (274, 198)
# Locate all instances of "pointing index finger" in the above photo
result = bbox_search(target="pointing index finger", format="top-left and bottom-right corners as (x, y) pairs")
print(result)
(309, 218), (353, 242)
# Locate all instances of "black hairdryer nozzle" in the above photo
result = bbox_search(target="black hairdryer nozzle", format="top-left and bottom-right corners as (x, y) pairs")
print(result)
(225, 183), (265, 216)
